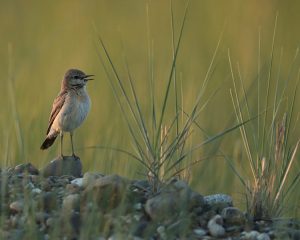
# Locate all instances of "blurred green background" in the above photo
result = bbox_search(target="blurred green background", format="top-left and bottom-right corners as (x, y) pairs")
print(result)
(1, 0), (300, 209)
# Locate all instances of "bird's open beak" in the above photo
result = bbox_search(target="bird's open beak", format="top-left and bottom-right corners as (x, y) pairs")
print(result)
(83, 74), (94, 81)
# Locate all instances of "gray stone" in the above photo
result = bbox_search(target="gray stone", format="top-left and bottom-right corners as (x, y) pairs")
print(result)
(145, 179), (204, 222)
(221, 207), (246, 226)
(65, 183), (81, 194)
(62, 194), (80, 212)
(241, 230), (260, 240)
(9, 200), (24, 213)
(204, 194), (233, 212)
(46, 217), (54, 228)
(190, 191), (205, 211)
(14, 163), (39, 175)
(82, 174), (129, 210)
(82, 172), (103, 188)
(145, 192), (178, 221)
(257, 233), (270, 240)
(157, 226), (167, 240)
(32, 188), (42, 194)
(35, 212), (49, 224)
(42, 155), (82, 177)
(207, 215), (225, 238)
(37, 192), (58, 212)
(193, 228), (207, 237)
(71, 178), (83, 187)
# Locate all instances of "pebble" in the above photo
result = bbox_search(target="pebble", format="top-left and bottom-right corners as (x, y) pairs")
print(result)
(32, 188), (42, 194)
(221, 207), (246, 226)
(257, 233), (271, 240)
(207, 215), (225, 237)
(62, 194), (80, 212)
(2, 162), (300, 239)
(204, 194), (233, 212)
(14, 163), (39, 175)
(46, 217), (54, 228)
(42, 155), (82, 177)
(193, 228), (207, 237)
(133, 202), (142, 210)
(82, 172), (103, 188)
(9, 200), (24, 213)
(157, 226), (167, 240)
(241, 230), (260, 240)
(71, 177), (83, 187)
(82, 174), (128, 210)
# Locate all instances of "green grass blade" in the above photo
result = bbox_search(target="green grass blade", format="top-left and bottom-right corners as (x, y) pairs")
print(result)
(154, 0), (190, 151)
(262, 13), (278, 155)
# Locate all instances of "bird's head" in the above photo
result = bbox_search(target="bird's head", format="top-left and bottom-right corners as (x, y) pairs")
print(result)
(62, 69), (94, 89)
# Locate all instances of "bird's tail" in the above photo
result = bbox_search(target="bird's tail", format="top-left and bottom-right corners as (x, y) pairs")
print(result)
(40, 132), (59, 150)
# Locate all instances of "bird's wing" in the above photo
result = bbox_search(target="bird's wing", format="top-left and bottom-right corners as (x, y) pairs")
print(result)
(46, 90), (67, 134)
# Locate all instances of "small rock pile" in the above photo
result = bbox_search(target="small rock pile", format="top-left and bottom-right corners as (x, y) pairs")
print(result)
(0, 158), (299, 239)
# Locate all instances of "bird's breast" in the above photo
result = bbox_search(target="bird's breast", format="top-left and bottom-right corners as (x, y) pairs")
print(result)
(58, 90), (91, 132)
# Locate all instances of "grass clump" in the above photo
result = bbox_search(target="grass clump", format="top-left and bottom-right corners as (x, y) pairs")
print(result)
(96, 1), (198, 192)
(95, 1), (244, 193)
(228, 16), (300, 219)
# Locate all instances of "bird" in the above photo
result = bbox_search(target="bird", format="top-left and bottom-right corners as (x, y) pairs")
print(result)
(40, 69), (93, 157)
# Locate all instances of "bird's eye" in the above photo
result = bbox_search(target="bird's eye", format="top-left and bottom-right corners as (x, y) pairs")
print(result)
(74, 75), (79, 79)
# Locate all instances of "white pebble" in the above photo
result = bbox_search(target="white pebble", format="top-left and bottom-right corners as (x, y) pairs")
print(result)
(193, 228), (207, 237)
(32, 188), (42, 194)
(257, 233), (270, 240)
(71, 178), (83, 187)
(208, 215), (225, 237)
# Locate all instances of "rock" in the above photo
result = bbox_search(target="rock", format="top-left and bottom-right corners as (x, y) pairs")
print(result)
(65, 183), (81, 194)
(204, 194), (233, 212)
(289, 230), (300, 240)
(226, 225), (243, 233)
(241, 230), (260, 240)
(189, 191), (205, 211)
(82, 174), (129, 210)
(70, 211), (81, 234)
(38, 192), (58, 212)
(145, 191), (178, 221)
(46, 217), (54, 228)
(133, 202), (142, 210)
(35, 212), (49, 224)
(62, 194), (80, 212)
(41, 155), (82, 177)
(207, 215), (225, 238)
(132, 179), (150, 191)
(14, 163), (39, 175)
(221, 207), (246, 226)
(32, 188), (42, 194)
(166, 217), (192, 237)
(193, 228), (207, 237)
(5, 229), (24, 239)
(157, 226), (167, 240)
(145, 179), (204, 222)
(82, 172), (103, 188)
(257, 233), (270, 240)
(62, 211), (81, 239)
(9, 200), (24, 213)
(40, 179), (52, 191)
(71, 178), (83, 187)
(132, 220), (150, 237)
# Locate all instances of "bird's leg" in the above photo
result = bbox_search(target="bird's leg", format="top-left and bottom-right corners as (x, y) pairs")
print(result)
(70, 132), (76, 157)
(60, 132), (64, 159)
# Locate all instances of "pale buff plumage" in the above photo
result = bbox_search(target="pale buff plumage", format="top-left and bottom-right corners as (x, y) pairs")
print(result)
(41, 69), (93, 157)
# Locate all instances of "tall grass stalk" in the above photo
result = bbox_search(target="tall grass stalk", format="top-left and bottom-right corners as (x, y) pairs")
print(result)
(7, 44), (25, 162)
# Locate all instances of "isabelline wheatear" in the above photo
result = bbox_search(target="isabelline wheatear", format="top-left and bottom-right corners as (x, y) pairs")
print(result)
(40, 69), (93, 157)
